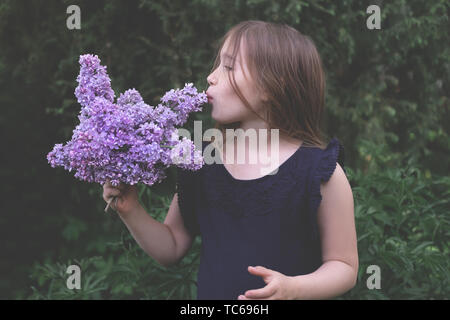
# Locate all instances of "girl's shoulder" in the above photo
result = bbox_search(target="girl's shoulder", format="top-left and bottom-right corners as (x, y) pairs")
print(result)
(306, 137), (346, 177)
(272, 137), (346, 182)
(305, 137), (347, 219)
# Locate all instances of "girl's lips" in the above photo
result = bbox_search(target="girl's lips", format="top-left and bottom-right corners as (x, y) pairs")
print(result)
(207, 95), (213, 103)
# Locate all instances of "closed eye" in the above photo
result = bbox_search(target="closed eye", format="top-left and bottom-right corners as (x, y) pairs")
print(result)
(223, 66), (233, 71)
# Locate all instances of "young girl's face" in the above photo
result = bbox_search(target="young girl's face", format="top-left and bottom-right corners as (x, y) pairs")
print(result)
(206, 37), (267, 128)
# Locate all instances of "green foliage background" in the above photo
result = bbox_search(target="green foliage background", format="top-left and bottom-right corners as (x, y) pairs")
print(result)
(0, 0), (448, 299)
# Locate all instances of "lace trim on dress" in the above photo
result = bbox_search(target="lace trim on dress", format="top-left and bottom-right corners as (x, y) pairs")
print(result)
(307, 137), (346, 240)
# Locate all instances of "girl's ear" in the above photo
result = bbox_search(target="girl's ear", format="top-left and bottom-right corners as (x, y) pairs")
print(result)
(255, 82), (269, 103)
(258, 86), (268, 102)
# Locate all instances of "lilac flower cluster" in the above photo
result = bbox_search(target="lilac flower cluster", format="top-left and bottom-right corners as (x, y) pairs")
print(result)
(47, 54), (206, 187)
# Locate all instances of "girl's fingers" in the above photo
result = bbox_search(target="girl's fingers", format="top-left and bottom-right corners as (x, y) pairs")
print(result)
(104, 190), (121, 201)
(104, 182), (125, 192)
(110, 190), (121, 197)
(104, 179), (124, 190)
(105, 185), (122, 193)
(110, 197), (118, 211)
(245, 285), (276, 299)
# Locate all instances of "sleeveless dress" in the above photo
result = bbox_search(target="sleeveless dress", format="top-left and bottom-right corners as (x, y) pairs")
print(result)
(176, 137), (346, 300)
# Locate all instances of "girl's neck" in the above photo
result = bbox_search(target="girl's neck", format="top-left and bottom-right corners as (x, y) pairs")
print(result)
(227, 127), (298, 148)
(221, 129), (302, 160)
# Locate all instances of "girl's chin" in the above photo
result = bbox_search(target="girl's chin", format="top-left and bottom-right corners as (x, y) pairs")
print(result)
(211, 113), (225, 124)
(210, 108), (239, 125)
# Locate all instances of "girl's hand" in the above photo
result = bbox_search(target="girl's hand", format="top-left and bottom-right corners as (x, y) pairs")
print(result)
(102, 179), (141, 215)
(237, 266), (297, 300)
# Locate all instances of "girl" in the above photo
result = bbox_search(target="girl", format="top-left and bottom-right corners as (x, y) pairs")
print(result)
(103, 20), (358, 300)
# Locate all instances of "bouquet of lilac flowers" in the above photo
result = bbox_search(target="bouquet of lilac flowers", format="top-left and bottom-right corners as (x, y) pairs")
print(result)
(47, 54), (206, 212)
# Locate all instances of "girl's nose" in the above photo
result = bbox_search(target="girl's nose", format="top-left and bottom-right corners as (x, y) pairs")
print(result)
(207, 73), (216, 86)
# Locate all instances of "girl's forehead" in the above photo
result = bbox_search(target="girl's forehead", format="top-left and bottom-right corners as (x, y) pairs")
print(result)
(221, 37), (252, 82)
(221, 37), (247, 64)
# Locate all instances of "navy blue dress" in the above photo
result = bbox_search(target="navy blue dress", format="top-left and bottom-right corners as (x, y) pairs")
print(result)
(176, 137), (346, 300)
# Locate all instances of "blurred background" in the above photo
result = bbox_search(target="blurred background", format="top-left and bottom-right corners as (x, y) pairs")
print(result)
(0, 0), (448, 299)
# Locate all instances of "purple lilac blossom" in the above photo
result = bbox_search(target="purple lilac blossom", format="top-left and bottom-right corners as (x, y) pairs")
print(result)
(47, 54), (206, 187)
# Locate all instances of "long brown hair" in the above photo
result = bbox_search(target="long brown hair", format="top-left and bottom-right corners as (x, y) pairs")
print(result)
(208, 20), (328, 149)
